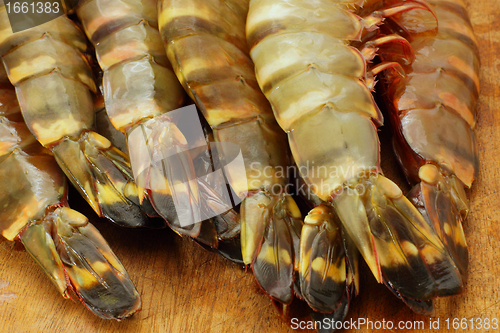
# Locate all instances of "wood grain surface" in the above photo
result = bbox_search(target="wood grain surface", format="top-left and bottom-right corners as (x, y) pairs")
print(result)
(1, 0), (499, 332)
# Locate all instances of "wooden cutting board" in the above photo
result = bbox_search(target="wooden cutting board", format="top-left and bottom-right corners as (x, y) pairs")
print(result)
(1, 0), (499, 332)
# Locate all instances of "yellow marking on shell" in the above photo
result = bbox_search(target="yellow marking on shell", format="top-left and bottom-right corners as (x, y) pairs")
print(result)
(31, 116), (86, 146)
(420, 246), (439, 266)
(176, 56), (213, 80)
(137, 187), (146, 204)
(299, 229), (313, 276)
(112, 177), (126, 194)
(242, 194), (271, 265)
(281, 89), (328, 129)
(201, 108), (234, 128)
(338, 259), (346, 283)
(77, 73), (93, 88)
(443, 223), (452, 236)
(124, 182), (139, 199)
(401, 240), (419, 258)
(240, 215), (252, 265)
(108, 103), (164, 132)
(259, 244), (274, 263)
(284, 195), (301, 219)
(59, 207), (88, 227)
(311, 257), (345, 283)
(259, 244), (292, 266)
(55, 214), (74, 237)
(419, 164), (439, 184)
(175, 179), (200, 201)
(96, 183), (125, 205)
(88, 132), (111, 149)
(83, 180), (100, 213)
(255, 51), (300, 87)
(71, 266), (100, 289)
(147, 166), (171, 193)
(309, 205), (330, 215)
(304, 213), (323, 226)
(305, 205), (331, 226)
(347, 269), (352, 283)
(99, 45), (142, 69)
(173, 180), (188, 192)
(226, 176), (250, 198)
(376, 175), (402, 199)
(457, 231), (467, 247)
(280, 249), (292, 266)
(383, 250), (407, 267)
(300, 251), (311, 276)
(8, 55), (56, 82)
(374, 237), (407, 268)
(1, 202), (39, 240)
(159, 7), (210, 29)
(311, 257), (326, 273)
(92, 261), (111, 276)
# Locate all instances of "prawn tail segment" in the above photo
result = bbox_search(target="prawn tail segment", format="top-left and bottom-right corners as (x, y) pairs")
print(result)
(20, 206), (141, 319)
(408, 164), (469, 280)
(299, 205), (356, 316)
(332, 174), (463, 312)
(52, 131), (155, 228)
(242, 192), (303, 305)
(127, 116), (239, 246)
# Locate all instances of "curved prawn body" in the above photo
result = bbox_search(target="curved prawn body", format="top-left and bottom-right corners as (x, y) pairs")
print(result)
(379, 0), (479, 305)
(157, 0), (305, 305)
(72, 0), (235, 245)
(0, 76), (141, 319)
(0, 10), (151, 228)
(247, 0), (464, 313)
